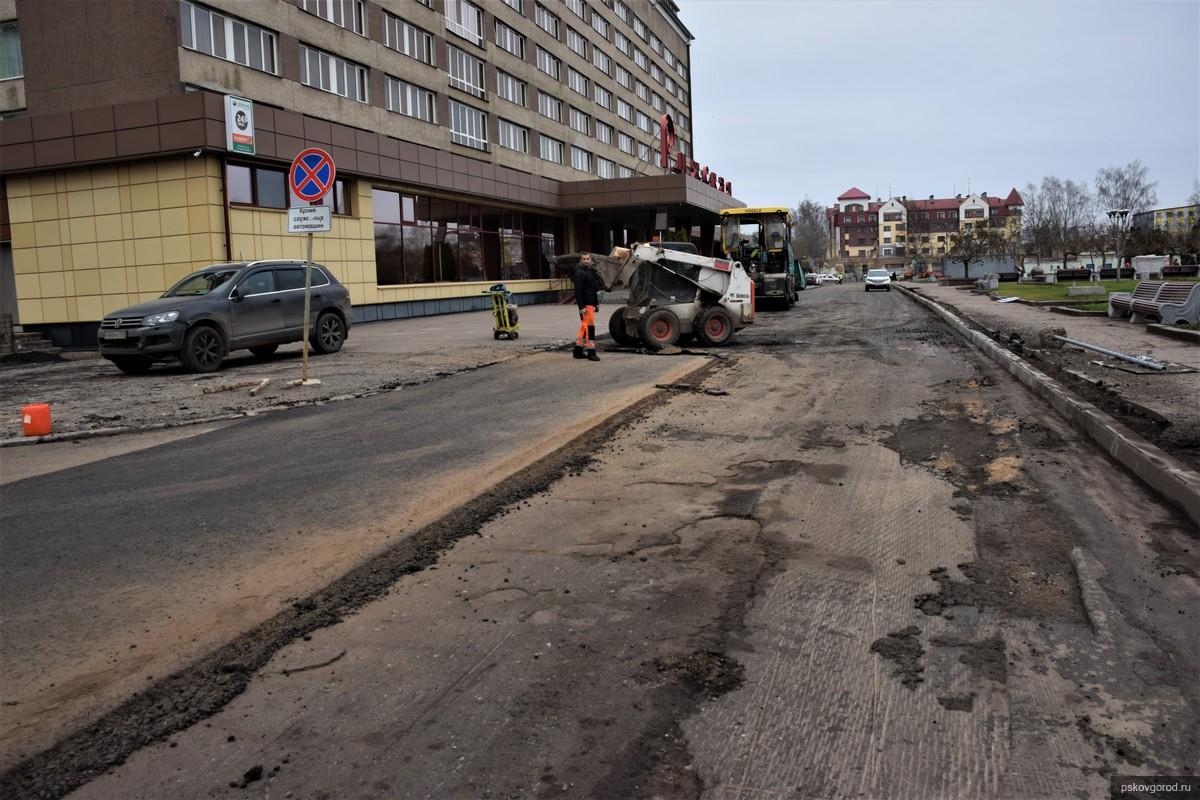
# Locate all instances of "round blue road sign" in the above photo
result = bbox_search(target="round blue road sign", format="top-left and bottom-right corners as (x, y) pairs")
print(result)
(290, 148), (336, 202)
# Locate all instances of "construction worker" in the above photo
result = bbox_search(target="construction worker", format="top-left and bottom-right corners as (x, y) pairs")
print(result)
(573, 252), (600, 361)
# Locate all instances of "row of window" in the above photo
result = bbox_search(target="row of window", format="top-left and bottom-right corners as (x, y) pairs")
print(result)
(180, 0), (686, 167)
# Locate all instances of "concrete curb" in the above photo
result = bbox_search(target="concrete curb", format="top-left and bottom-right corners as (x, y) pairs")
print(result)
(900, 285), (1200, 529)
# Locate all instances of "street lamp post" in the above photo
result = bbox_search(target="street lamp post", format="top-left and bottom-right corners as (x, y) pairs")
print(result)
(1107, 208), (1131, 279)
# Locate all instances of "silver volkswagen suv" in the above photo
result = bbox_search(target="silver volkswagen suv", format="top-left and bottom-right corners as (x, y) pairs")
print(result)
(98, 260), (352, 374)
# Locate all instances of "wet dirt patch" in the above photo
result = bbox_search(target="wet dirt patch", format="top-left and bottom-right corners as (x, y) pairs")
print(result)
(937, 693), (977, 712)
(930, 634), (1007, 683)
(869, 626), (925, 690)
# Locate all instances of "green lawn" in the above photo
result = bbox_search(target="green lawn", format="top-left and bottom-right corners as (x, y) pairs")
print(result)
(993, 278), (1199, 301)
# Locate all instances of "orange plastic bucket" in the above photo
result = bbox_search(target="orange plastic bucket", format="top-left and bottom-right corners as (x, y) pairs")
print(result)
(22, 404), (52, 437)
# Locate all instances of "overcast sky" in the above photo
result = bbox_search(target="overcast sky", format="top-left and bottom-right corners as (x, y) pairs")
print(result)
(679, 0), (1200, 211)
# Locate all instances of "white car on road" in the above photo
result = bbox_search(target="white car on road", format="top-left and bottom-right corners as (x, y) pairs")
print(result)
(865, 269), (892, 292)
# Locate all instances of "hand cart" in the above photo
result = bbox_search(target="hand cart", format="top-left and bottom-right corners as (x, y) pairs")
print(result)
(486, 283), (520, 339)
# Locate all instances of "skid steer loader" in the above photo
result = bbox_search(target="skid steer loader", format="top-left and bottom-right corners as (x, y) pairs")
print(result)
(557, 243), (755, 350)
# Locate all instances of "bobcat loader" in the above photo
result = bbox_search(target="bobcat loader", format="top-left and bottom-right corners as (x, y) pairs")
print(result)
(558, 243), (755, 350)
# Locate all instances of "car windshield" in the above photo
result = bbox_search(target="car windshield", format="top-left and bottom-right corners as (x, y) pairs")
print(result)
(164, 269), (241, 297)
(867, 269), (889, 278)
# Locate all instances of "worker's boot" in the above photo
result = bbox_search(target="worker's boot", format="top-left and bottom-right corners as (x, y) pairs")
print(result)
(573, 346), (585, 359)
(587, 349), (600, 362)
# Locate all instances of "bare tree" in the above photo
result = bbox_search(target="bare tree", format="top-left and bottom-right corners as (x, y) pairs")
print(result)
(947, 222), (1008, 275)
(1188, 178), (1200, 206)
(791, 198), (829, 269)
(1095, 160), (1158, 227)
(1021, 177), (1094, 263)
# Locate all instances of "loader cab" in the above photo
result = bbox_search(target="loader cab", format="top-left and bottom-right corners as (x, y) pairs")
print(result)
(628, 242), (705, 306)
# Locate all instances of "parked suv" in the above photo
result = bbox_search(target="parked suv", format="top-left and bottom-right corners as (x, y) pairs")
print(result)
(98, 260), (352, 374)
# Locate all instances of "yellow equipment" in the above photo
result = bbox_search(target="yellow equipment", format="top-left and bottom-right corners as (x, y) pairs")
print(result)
(487, 283), (520, 339)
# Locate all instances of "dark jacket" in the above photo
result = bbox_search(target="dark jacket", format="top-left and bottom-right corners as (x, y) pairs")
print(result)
(574, 264), (600, 310)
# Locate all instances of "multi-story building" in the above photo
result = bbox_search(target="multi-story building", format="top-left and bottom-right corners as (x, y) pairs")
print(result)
(1131, 204), (1199, 234)
(0, 0), (739, 347)
(826, 187), (1022, 274)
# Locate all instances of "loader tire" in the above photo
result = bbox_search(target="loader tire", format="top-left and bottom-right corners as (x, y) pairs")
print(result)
(608, 307), (639, 346)
(638, 308), (681, 350)
(695, 306), (734, 346)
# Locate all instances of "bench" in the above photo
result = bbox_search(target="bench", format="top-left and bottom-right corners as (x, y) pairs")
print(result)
(1098, 267), (1135, 280)
(1128, 281), (1200, 325)
(1162, 265), (1200, 278)
(1109, 280), (1164, 318)
(1055, 268), (1093, 281)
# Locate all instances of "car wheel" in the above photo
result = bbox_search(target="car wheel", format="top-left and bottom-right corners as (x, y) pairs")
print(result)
(886, 286), (891, 291)
(311, 312), (346, 354)
(180, 325), (224, 373)
(111, 356), (153, 375)
(637, 308), (681, 350)
(865, 286), (870, 292)
(695, 305), (734, 346)
(249, 344), (278, 358)
(608, 307), (639, 346)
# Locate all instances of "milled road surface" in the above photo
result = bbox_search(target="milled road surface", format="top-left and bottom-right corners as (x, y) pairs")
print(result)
(3, 285), (1198, 799)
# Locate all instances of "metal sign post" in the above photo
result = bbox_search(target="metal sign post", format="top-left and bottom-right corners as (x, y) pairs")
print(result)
(288, 149), (336, 386)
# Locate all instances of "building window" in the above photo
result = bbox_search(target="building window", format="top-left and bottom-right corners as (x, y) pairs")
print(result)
(569, 106), (590, 134)
(650, 62), (661, 82)
(447, 45), (486, 97)
(228, 164), (288, 209)
(181, 1), (277, 74)
(595, 120), (613, 144)
(632, 15), (646, 39)
(495, 20), (525, 58)
(0, 20), (22, 79)
(635, 80), (649, 102)
(637, 141), (650, 162)
(613, 0), (628, 22)
(497, 119), (529, 153)
(496, 70), (527, 106)
(633, 48), (647, 71)
(597, 156), (615, 179)
(535, 4), (560, 38)
(448, 100), (487, 150)
(937, 211), (945, 219)
(385, 76), (435, 122)
(537, 90), (563, 122)
(663, 47), (675, 67)
(616, 98), (632, 122)
(615, 64), (631, 89)
(651, 92), (663, 112)
(300, 0), (365, 35)
(618, 165), (633, 178)
(618, 132), (633, 154)
(540, 135), (564, 164)
(635, 111), (651, 133)
(536, 46), (561, 80)
(590, 10), (609, 37)
(445, 0), (484, 45)
(503, 0), (523, 11)
(566, 27), (588, 57)
(571, 146), (591, 172)
(300, 44), (367, 101)
(594, 83), (612, 110)
(568, 67), (588, 96)
(592, 47), (611, 75)
(614, 30), (630, 56)
(382, 13), (434, 65)
(564, 0), (585, 18)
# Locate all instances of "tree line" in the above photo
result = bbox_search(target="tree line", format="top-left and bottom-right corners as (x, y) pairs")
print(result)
(788, 164), (1199, 273)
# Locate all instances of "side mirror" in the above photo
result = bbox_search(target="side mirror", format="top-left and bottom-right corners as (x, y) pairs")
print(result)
(230, 287), (243, 302)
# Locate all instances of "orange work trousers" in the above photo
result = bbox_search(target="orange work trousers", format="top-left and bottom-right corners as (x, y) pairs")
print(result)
(575, 305), (597, 351)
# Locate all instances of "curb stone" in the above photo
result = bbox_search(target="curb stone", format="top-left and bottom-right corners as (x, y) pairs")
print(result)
(898, 284), (1200, 529)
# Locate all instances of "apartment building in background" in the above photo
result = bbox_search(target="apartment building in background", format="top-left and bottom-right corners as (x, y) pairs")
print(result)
(0, 0), (740, 347)
(826, 187), (1023, 274)
(1131, 204), (1199, 235)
